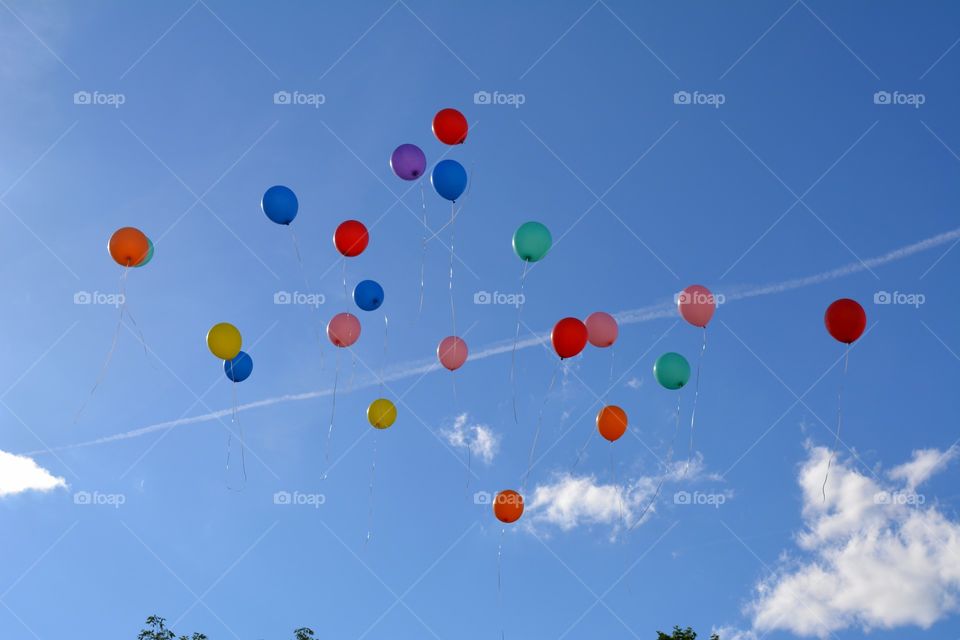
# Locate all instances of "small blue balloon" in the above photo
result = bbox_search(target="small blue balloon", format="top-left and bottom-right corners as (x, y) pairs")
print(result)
(224, 351), (253, 382)
(354, 279), (385, 311)
(430, 160), (468, 202)
(262, 185), (298, 225)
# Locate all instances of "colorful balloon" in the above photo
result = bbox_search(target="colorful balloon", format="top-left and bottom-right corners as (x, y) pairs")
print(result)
(825, 298), (866, 344)
(585, 312), (618, 348)
(551, 317), (588, 359)
(327, 313), (361, 347)
(134, 238), (154, 268)
(596, 405), (627, 442)
(431, 159), (468, 202)
(108, 227), (150, 267)
(512, 221), (552, 262)
(390, 144), (427, 181)
(224, 351), (253, 382)
(207, 323), (242, 360)
(677, 284), (717, 328)
(654, 352), (691, 390)
(334, 220), (369, 257)
(437, 336), (468, 371)
(261, 185), (298, 225)
(493, 489), (524, 524)
(367, 398), (397, 429)
(353, 279), (384, 311)
(432, 108), (468, 145)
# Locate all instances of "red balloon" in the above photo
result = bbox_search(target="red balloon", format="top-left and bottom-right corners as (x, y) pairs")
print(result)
(551, 317), (588, 359)
(334, 220), (368, 257)
(432, 108), (468, 145)
(824, 298), (866, 344)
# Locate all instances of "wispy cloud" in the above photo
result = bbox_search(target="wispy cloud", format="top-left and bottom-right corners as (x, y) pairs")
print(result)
(747, 443), (960, 637)
(441, 413), (500, 464)
(0, 449), (66, 497)
(27, 226), (960, 455)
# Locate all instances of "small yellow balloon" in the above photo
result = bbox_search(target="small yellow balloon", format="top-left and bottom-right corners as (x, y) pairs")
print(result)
(207, 322), (242, 360)
(367, 398), (397, 429)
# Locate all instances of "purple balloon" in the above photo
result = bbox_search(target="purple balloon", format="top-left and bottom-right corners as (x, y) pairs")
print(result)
(390, 144), (427, 181)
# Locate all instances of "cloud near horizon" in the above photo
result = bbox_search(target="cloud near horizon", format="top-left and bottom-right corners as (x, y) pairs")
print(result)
(0, 449), (66, 497)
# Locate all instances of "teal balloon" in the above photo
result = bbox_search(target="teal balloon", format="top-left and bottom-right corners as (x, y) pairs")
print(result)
(134, 238), (154, 268)
(512, 221), (552, 262)
(654, 352), (690, 390)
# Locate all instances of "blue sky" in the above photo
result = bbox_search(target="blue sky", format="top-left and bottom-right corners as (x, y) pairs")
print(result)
(1, 1), (960, 638)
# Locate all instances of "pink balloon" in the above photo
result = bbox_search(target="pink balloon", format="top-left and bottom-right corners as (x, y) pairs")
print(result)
(437, 336), (468, 371)
(585, 311), (618, 347)
(327, 312), (361, 347)
(677, 284), (717, 328)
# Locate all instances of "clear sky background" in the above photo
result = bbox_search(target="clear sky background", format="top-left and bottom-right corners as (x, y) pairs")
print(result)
(1, 1), (960, 639)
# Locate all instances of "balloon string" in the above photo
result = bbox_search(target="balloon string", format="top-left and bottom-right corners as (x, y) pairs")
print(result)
(572, 424), (595, 470)
(522, 360), (561, 493)
(325, 349), (340, 471)
(630, 392), (683, 532)
(75, 267), (130, 422)
(342, 258), (348, 302)
(348, 349), (356, 393)
(365, 434), (377, 549)
(465, 438), (472, 493)
(497, 527), (506, 640)
(418, 180), (428, 316)
(822, 346), (850, 501)
(448, 201), (457, 337)
(684, 328), (707, 477)
(226, 379), (247, 491)
(290, 226), (324, 372)
(610, 442), (623, 531)
(609, 347), (616, 385)
(380, 315), (388, 396)
(510, 261), (529, 424)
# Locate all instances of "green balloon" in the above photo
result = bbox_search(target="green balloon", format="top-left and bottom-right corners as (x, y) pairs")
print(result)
(654, 352), (690, 390)
(512, 221), (552, 262)
(135, 238), (154, 268)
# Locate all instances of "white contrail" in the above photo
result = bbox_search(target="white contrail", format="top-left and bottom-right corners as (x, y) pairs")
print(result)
(27, 227), (959, 455)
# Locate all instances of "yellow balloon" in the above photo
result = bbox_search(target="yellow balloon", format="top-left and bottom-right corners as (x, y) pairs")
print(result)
(207, 322), (242, 360)
(367, 398), (397, 429)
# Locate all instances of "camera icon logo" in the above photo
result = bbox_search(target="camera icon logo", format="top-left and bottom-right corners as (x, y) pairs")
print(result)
(873, 91), (891, 105)
(274, 291), (292, 304)
(474, 291), (492, 305)
(73, 91), (91, 105)
(874, 291), (891, 304)
(673, 490), (691, 505)
(274, 91), (292, 105)
(473, 491), (491, 505)
(474, 90), (492, 105)
(273, 491), (292, 505)
(74, 491), (92, 505)
(673, 91), (691, 105)
(74, 291), (92, 305)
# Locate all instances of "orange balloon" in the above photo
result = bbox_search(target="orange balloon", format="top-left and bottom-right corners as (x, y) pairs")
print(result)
(493, 490), (524, 524)
(108, 227), (150, 267)
(596, 405), (627, 442)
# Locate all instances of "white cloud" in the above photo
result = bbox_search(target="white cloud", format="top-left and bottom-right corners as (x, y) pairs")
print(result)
(528, 455), (714, 536)
(442, 413), (500, 464)
(712, 626), (756, 640)
(748, 444), (960, 637)
(626, 377), (643, 389)
(0, 449), (66, 497)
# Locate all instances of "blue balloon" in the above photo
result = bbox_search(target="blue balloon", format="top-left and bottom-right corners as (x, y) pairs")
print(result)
(224, 351), (253, 382)
(354, 279), (385, 311)
(430, 160), (468, 202)
(261, 185), (298, 225)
